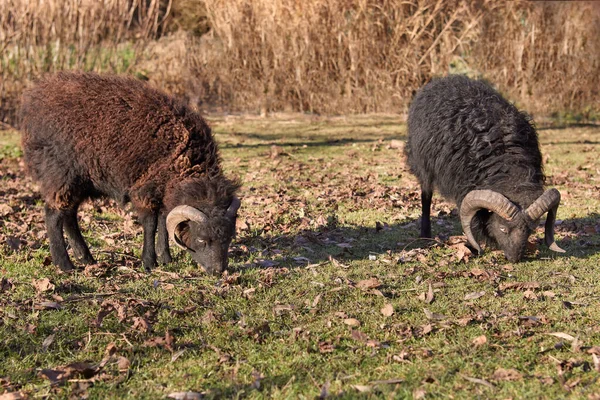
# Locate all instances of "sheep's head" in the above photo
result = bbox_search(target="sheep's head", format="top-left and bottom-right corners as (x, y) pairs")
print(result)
(460, 189), (564, 262)
(485, 212), (532, 262)
(166, 197), (240, 274)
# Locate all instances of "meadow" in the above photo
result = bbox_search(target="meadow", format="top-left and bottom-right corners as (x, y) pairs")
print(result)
(1, 115), (599, 398)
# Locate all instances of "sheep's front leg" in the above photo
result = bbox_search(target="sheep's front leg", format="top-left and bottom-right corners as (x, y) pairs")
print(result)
(156, 212), (172, 264)
(420, 189), (433, 238)
(139, 211), (158, 271)
(45, 205), (75, 271)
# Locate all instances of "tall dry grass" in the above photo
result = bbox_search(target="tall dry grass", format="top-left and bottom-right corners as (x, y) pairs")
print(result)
(1, 0), (598, 125)
(0, 0), (170, 125)
(474, 1), (600, 116)
(177, 0), (598, 116)
(183, 0), (482, 114)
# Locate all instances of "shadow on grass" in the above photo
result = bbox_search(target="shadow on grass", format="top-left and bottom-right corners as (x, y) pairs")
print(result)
(231, 212), (600, 270)
(220, 134), (406, 150)
(538, 123), (600, 131)
(202, 372), (380, 399)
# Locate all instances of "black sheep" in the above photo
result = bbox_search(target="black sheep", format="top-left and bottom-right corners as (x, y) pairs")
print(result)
(20, 72), (240, 273)
(405, 75), (564, 262)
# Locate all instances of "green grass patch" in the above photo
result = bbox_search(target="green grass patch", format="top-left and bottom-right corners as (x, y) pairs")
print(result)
(1, 117), (599, 398)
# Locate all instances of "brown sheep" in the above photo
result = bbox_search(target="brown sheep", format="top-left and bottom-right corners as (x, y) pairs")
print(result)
(20, 71), (240, 274)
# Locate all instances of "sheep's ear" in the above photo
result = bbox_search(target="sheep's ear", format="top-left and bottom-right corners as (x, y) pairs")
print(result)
(226, 196), (241, 218)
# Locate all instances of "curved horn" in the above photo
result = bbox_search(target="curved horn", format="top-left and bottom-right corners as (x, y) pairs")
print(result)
(460, 190), (521, 253)
(524, 188), (565, 253)
(226, 196), (241, 218)
(166, 206), (208, 250)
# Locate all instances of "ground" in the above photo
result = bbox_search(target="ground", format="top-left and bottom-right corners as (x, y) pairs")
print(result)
(0, 115), (599, 399)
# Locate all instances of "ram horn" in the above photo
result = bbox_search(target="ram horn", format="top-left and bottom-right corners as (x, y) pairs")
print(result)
(166, 205), (209, 250)
(226, 196), (241, 218)
(460, 190), (521, 253)
(524, 188), (565, 253)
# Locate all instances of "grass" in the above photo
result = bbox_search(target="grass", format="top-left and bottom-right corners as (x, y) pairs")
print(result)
(1, 115), (599, 399)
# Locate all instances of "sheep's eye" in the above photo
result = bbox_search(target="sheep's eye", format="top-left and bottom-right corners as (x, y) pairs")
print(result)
(499, 226), (508, 234)
(196, 238), (207, 247)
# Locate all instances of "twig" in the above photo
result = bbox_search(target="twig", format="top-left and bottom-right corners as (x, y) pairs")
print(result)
(0, 121), (17, 130)
(401, 237), (446, 252)
(97, 250), (139, 260)
(120, 333), (134, 349)
(62, 291), (123, 303)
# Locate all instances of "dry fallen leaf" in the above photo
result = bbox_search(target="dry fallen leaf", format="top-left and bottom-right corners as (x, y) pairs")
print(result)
(0, 391), (26, 400)
(464, 291), (486, 300)
(381, 303), (394, 317)
(273, 304), (294, 315)
(592, 354), (600, 373)
(419, 283), (435, 303)
(0, 203), (13, 217)
(472, 335), (487, 346)
(564, 377), (581, 390)
(34, 301), (62, 310)
(351, 385), (372, 393)
(492, 368), (523, 381)
(523, 289), (538, 300)
(389, 139), (404, 150)
(312, 293), (322, 308)
(356, 278), (381, 290)
(344, 318), (361, 327)
(167, 392), (204, 400)
(131, 316), (151, 333)
(451, 242), (472, 262)
(546, 332), (576, 341)
(462, 375), (494, 388)
(98, 342), (118, 369)
(319, 341), (334, 353)
(351, 330), (368, 342)
(243, 287), (256, 299)
(421, 324), (434, 335)
(370, 378), (404, 385)
(423, 308), (446, 321)
(499, 281), (540, 291)
(39, 362), (98, 385)
(41, 333), (55, 352)
(32, 278), (55, 293)
(117, 356), (131, 372)
(257, 260), (279, 268)
(202, 310), (217, 324)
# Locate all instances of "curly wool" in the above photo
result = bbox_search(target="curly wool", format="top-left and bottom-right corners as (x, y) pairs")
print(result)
(20, 71), (239, 217)
(405, 75), (545, 241)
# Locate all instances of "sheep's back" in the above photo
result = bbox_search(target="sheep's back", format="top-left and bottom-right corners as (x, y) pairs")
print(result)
(406, 75), (544, 207)
(20, 72), (213, 196)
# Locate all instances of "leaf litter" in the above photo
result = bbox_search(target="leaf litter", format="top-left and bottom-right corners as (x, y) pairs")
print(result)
(1, 120), (599, 398)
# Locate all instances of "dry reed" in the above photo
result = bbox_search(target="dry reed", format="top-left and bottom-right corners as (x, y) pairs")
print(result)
(1, 0), (598, 125)
(0, 0), (170, 126)
(180, 0), (598, 116)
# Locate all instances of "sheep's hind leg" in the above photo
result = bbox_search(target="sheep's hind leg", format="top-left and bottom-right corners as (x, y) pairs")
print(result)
(44, 205), (75, 271)
(156, 212), (172, 264)
(420, 189), (433, 238)
(63, 207), (95, 264)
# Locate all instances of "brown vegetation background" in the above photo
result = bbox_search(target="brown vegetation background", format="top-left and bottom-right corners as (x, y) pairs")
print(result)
(1, 0), (599, 126)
